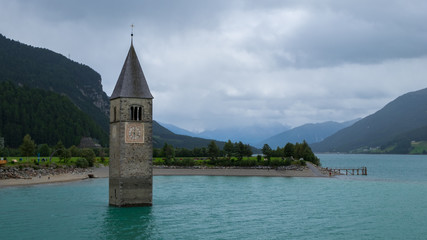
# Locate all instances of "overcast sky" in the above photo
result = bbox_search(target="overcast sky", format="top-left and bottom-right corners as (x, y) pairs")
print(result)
(1, 0), (427, 132)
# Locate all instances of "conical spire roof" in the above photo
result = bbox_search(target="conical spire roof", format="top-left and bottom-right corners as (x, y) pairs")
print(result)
(110, 43), (153, 100)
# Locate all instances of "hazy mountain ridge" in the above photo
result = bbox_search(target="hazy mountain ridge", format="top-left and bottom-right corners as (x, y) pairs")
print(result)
(160, 120), (360, 149)
(257, 119), (360, 148)
(159, 122), (290, 145)
(158, 122), (198, 137)
(153, 121), (227, 149)
(311, 87), (427, 153)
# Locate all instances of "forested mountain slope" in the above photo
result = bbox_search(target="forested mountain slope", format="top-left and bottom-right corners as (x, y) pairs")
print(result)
(0, 34), (109, 132)
(0, 33), (245, 151)
(0, 82), (107, 148)
(311, 87), (427, 153)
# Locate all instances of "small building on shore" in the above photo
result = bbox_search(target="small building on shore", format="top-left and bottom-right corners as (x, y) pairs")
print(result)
(78, 137), (101, 149)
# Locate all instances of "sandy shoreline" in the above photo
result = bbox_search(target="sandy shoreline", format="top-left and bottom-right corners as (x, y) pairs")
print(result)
(0, 167), (110, 188)
(0, 164), (329, 188)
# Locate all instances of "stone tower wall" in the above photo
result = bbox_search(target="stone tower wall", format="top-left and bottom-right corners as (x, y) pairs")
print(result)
(109, 97), (153, 207)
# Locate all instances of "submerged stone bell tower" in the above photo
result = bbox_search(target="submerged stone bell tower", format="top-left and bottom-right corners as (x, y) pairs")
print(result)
(109, 34), (153, 207)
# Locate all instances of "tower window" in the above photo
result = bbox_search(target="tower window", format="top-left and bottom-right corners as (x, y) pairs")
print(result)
(130, 106), (134, 120)
(114, 107), (117, 122)
(130, 106), (143, 121)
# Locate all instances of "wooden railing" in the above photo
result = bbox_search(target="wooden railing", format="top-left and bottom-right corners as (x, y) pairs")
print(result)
(326, 167), (367, 176)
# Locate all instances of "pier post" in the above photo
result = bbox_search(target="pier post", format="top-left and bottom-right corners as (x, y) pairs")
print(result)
(329, 167), (367, 176)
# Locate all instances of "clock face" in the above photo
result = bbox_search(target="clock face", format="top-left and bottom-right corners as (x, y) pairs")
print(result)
(125, 123), (144, 143)
(128, 126), (141, 140)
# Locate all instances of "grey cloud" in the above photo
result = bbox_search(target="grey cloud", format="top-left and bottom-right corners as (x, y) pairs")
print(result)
(243, 0), (427, 68)
(2, 0), (427, 132)
(13, 0), (427, 68)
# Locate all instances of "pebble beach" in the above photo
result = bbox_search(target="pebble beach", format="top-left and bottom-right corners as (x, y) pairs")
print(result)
(0, 163), (328, 188)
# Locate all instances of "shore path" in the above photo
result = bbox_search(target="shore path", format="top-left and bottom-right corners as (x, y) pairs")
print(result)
(306, 162), (327, 177)
(1, 164), (328, 188)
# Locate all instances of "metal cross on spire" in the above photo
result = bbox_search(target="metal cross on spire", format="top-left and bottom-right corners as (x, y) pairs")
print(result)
(131, 24), (134, 44)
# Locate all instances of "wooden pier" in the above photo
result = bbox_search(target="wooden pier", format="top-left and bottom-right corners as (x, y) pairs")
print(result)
(326, 167), (367, 176)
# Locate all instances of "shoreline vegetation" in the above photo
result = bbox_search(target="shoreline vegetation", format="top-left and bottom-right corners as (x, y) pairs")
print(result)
(1, 138), (328, 187)
(0, 163), (331, 188)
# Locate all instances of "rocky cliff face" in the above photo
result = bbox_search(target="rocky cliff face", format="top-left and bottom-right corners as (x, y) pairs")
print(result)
(78, 80), (110, 117)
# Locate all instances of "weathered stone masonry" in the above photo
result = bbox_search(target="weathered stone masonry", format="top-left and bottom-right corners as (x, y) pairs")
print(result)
(109, 40), (153, 207)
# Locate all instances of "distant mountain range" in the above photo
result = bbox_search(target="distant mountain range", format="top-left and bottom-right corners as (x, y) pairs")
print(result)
(3, 33), (427, 154)
(160, 120), (360, 149)
(152, 121), (227, 149)
(311, 87), (427, 153)
(257, 119), (359, 148)
(159, 122), (290, 146)
(159, 122), (197, 137)
(162, 84), (427, 154)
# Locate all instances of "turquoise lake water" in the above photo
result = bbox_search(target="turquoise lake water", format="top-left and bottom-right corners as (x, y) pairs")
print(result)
(1, 154), (427, 239)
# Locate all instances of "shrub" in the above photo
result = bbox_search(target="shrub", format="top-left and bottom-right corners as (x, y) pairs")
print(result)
(239, 158), (257, 167)
(270, 158), (283, 167)
(153, 158), (164, 165)
(75, 158), (89, 168)
(81, 148), (96, 167)
(181, 158), (195, 167)
(256, 155), (262, 163)
(284, 158), (292, 166)
(164, 157), (174, 166)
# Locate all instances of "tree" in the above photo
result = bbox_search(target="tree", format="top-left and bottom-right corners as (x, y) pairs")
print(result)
(20, 134), (36, 161)
(60, 148), (72, 163)
(153, 148), (161, 158)
(69, 145), (81, 157)
(235, 141), (246, 160)
(38, 143), (50, 156)
(75, 158), (89, 168)
(208, 140), (220, 162)
(243, 144), (253, 158)
(54, 140), (65, 157)
(283, 143), (295, 158)
(294, 140), (320, 165)
(81, 148), (96, 167)
(273, 146), (283, 157)
(175, 148), (193, 157)
(162, 143), (175, 161)
(98, 148), (106, 163)
(262, 144), (272, 160)
(223, 140), (234, 158)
